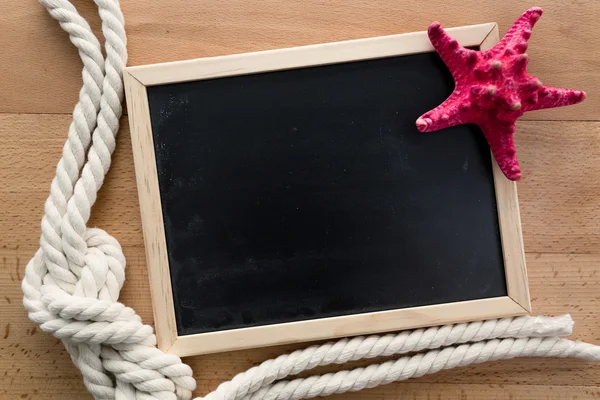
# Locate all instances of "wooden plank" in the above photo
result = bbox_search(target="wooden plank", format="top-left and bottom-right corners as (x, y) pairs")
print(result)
(493, 147), (530, 310)
(481, 8), (531, 305)
(0, 245), (152, 400)
(2, 247), (598, 398)
(1, 120), (598, 397)
(517, 121), (600, 254)
(170, 297), (526, 357)
(123, 71), (178, 352)
(0, 114), (143, 248)
(321, 384), (600, 400)
(170, 253), (600, 392)
(0, 0), (102, 115)
(1, 1), (599, 398)
(1, 116), (597, 253)
(1, 0), (598, 120)
(126, 23), (494, 85)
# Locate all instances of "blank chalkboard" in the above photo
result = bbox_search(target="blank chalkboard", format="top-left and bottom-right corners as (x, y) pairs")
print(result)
(124, 24), (530, 356)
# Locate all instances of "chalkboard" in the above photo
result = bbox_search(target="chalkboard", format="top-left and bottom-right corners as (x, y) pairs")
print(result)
(124, 24), (529, 356)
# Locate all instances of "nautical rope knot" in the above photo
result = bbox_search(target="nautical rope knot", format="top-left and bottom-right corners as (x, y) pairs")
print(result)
(20, 1), (600, 400)
(23, 230), (196, 400)
(20, 0), (196, 399)
(23, 230), (196, 399)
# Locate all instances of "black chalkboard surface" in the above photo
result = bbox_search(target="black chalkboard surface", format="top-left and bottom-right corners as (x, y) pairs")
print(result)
(146, 51), (508, 337)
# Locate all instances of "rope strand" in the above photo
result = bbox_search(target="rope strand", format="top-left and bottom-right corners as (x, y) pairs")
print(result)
(20, 1), (600, 399)
(244, 337), (600, 400)
(198, 314), (580, 400)
(22, 1), (196, 398)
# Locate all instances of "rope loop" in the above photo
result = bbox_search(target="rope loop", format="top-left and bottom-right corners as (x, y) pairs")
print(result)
(20, 1), (600, 400)
(21, 1), (196, 398)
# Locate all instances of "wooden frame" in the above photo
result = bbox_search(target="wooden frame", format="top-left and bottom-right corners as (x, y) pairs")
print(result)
(123, 21), (531, 358)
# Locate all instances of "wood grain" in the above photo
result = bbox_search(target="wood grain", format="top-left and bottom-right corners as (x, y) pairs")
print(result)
(1, 116), (599, 397)
(480, 24), (532, 310)
(126, 23), (495, 85)
(1, 246), (598, 398)
(320, 384), (600, 400)
(123, 71), (178, 352)
(1, 0), (600, 397)
(169, 297), (527, 357)
(0, 0), (597, 120)
(125, 21), (530, 357)
(517, 121), (600, 254)
(2, 117), (597, 255)
(0, 114), (143, 248)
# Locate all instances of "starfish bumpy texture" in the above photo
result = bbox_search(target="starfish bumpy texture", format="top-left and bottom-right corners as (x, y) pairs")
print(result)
(416, 7), (586, 180)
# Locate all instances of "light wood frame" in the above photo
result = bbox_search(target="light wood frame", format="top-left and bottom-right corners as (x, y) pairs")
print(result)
(123, 21), (531, 358)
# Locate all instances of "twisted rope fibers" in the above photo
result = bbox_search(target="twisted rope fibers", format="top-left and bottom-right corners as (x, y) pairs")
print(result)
(20, 1), (600, 399)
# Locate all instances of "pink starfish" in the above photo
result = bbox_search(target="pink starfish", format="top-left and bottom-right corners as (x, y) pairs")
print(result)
(416, 7), (586, 180)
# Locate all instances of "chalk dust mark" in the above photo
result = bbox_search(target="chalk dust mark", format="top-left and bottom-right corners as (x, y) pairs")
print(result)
(4, 324), (9, 339)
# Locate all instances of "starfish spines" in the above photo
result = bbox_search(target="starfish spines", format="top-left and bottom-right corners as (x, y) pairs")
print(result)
(480, 121), (522, 180)
(524, 86), (586, 112)
(519, 77), (542, 94)
(514, 43), (528, 54)
(511, 53), (529, 74)
(426, 21), (468, 76)
(416, 93), (467, 132)
(465, 50), (478, 66)
(496, 7), (543, 52)
(415, 7), (586, 180)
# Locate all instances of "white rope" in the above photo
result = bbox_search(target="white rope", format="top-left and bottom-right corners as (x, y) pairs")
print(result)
(198, 314), (581, 400)
(22, 1), (195, 399)
(20, 1), (600, 400)
(242, 337), (600, 400)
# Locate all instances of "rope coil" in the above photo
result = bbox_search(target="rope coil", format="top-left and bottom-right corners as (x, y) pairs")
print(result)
(20, 1), (600, 399)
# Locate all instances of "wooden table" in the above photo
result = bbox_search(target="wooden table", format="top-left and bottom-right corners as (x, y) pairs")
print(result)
(1, 1), (599, 398)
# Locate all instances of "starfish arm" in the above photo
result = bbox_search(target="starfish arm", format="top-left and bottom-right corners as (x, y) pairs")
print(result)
(495, 7), (543, 54)
(479, 121), (522, 180)
(427, 22), (473, 75)
(416, 91), (468, 132)
(524, 86), (586, 112)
